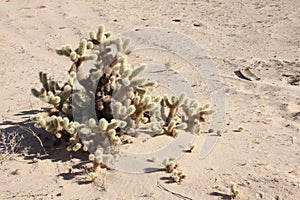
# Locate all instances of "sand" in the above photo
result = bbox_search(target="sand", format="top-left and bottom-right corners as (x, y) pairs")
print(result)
(0, 0), (299, 199)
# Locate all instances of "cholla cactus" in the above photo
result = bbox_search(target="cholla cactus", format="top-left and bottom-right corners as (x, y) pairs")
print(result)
(230, 183), (239, 199)
(171, 169), (186, 183)
(162, 158), (186, 183)
(162, 157), (178, 173)
(30, 25), (212, 172)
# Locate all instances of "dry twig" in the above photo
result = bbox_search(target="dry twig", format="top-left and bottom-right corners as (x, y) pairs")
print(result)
(17, 125), (47, 155)
(157, 181), (192, 200)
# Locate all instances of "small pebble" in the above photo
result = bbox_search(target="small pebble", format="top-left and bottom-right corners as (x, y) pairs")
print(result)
(150, 157), (157, 162)
(11, 169), (21, 175)
(238, 126), (244, 132)
(193, 22), (202, 27)
(256, 192), (263, 198)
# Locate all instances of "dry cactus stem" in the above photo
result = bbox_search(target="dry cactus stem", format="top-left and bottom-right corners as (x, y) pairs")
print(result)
(163, 158), (178, 173)
(30, 25), (212, 172)
(185, 144), (195, 153)
(162, 158), (186, 183)
(230, 183), (240, 199)
(171, 169), (186, 183)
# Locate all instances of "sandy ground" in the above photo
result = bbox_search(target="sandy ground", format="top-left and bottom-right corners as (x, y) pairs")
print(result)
(0, 0), (299, 199)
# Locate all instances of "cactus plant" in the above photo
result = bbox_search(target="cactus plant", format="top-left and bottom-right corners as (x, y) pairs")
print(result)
(162, 157), (186, 183)
(30, 25), (212, 175)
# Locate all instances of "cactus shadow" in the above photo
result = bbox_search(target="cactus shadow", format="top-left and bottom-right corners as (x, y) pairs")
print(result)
(0, 109), (89, 166)
(209, 192), (232, 200)
(0, 117), (51, 156)
(159, 176), (174, 184)
(13, 109), (40, 117)
(58, 170), (85, 181)
(144, 167), (165, 173)
(1, 110), (111, 186)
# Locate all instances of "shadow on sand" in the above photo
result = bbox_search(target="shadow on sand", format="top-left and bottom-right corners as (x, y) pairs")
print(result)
(208, 191), (232, 200)
(0, 109), (92, 184)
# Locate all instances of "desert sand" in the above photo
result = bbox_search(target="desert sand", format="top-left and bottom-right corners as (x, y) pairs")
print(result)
(0, 0), (299, 199)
